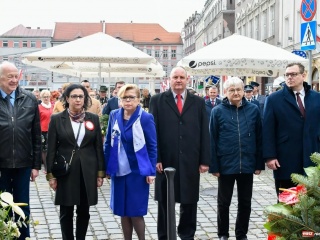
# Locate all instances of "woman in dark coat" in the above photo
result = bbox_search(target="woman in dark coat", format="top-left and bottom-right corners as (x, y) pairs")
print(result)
(104, 84), (157, 240)
(46, 84), (105, 240)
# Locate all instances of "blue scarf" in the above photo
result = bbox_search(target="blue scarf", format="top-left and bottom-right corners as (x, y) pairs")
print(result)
(107, 107), (152, 176)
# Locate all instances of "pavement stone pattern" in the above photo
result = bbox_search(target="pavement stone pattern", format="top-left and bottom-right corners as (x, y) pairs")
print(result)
(28, 168), (276, 240)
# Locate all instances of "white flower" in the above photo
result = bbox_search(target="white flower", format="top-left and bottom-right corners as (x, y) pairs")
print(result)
(0, 192), (27, 220)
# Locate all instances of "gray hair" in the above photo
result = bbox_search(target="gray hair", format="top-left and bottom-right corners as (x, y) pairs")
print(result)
(0, 61), (17, 77)
(223, 77), (244, 90)
(40, 90), (51, 98)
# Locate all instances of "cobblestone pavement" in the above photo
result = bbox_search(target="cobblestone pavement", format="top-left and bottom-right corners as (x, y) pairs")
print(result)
(29, 168), (276, 240)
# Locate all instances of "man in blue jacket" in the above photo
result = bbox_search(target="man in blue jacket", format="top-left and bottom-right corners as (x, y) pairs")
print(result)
(263, 62), (320, 198)
(209, 77), (264, 240)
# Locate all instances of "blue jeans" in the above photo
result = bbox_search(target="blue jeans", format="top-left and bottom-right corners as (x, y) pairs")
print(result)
(0, 167), (32, 240)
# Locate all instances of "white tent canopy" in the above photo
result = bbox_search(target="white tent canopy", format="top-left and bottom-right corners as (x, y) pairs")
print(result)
(22, 32), (164, 78)
(178, 34), (308, 77)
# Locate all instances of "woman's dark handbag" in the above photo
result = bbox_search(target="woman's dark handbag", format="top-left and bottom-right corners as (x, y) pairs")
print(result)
(51, 122), (82, 177)
(51, 154), (70, 177)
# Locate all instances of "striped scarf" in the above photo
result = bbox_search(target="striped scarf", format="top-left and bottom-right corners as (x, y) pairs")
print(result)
(67, 109), (85, 123)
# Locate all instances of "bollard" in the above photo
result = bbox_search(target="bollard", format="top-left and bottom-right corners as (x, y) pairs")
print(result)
(164, 167), (177, 240)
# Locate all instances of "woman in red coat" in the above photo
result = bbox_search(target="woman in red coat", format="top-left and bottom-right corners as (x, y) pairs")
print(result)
(38, 90), (54, 172)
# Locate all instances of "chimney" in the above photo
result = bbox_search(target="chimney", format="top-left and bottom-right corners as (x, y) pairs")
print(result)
(37, 27), (40, 29)
(26, 27), (31, 29)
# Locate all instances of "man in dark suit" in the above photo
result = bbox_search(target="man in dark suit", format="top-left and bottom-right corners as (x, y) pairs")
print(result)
(263, 62), (320, 198)
(205, 85), (221, 120)
(250, 81), (266, 118)
(149, 66), (210, 240)
(102, 81), (125, 115)
(244, 85), (260, 109)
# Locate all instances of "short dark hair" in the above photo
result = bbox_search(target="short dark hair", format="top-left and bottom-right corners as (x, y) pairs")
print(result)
(81, 79), (89, 83)
(286, 63), (305, 73)
(62, 84), (92, 110)
(115, 81), (125, 88)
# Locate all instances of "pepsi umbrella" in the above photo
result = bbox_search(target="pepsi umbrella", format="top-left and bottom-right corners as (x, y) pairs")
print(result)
(178, 34), (308, 77)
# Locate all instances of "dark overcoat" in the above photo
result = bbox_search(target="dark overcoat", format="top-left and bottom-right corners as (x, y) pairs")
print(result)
(149, 89), (210, 204)
(263, 83), (320, 180)
(46, 110), (105, 206)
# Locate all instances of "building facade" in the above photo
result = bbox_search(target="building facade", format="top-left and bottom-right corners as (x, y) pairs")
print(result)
(0, 25), (52, 90)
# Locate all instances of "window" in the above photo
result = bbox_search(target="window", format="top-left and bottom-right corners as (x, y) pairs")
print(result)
(147, 49), (152, 56)
(155, 50), (160, 58)
(163, 50), (168, 58)
(2, 41), (8, 47)
(171, 50), (176, 58)
(2, 56), (8, 61)
(262, 10), (267, 39)
(14, 41), (19, 48)
(31, 41), (36, 48)
(255, 15), (259, 40)
(22, 41), (27, 47)
(163, 65), (168, 76)
(269, 5), (275, 36)
(41, 41), (46, 48)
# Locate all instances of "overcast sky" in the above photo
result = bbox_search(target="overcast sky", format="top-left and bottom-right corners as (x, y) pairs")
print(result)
(0, 0), (206, 34)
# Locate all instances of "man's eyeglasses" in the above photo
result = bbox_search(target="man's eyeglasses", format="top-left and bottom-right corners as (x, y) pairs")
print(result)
(285, 72), (301, 78)
(227, 88), (243, 94)
(70, 95), (84, 99)
(121, 96), (137, 101)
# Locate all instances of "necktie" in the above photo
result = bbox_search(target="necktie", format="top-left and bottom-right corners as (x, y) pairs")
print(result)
(5, 95), (13, 115)
(296, 92), (305, 117)
(212, 100), (215, 106)
(176, 94), (182, 114)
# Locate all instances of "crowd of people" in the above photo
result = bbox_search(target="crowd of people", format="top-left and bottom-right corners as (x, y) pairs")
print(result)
(0, 60), (319, 240)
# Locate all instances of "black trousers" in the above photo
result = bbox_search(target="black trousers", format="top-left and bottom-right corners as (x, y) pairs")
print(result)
(217, 174), (253, 240)
(157, 200), (197, 240)
(275, 179), (297, 200)
(60, 171), (90, 240)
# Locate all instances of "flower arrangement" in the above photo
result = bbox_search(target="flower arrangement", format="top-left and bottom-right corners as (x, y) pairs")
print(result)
(264, 152), (320, 239)
(0, 192), (29, 239)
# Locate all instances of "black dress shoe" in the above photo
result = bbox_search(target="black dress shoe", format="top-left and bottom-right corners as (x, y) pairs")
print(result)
(219, 236), (228, 240)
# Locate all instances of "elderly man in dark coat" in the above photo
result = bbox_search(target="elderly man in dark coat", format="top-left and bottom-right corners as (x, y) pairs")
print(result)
(263, 62), (320, 198)
(149, 66), (210, 240)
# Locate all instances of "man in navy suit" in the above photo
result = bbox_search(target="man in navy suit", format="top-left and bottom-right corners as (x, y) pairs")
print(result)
(205, 86), (221, 120)
(102, 81), (125, 115)
(263, 62), (320, 198)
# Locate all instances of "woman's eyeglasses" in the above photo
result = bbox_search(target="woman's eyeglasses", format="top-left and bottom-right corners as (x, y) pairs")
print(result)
(70, 95), (84, 99)
(121, 96), (137, 101)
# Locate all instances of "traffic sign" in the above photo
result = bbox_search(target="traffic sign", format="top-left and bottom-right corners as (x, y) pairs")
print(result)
(301, 20), (317, 50)
(301, 0), (317, 21)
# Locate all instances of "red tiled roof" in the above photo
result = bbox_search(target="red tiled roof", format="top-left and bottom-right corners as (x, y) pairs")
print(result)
(53, 22), (182, 44)
(53, 22), (104, 41)
(106, 23), (182, 44)
(1, 24), (52, 37)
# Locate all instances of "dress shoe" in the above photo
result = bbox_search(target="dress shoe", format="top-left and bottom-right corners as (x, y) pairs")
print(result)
(219, 236), (228, 240)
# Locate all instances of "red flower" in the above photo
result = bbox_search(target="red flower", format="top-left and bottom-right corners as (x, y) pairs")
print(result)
(268, 233), (280, 240)
(278, 185), (306, 205)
